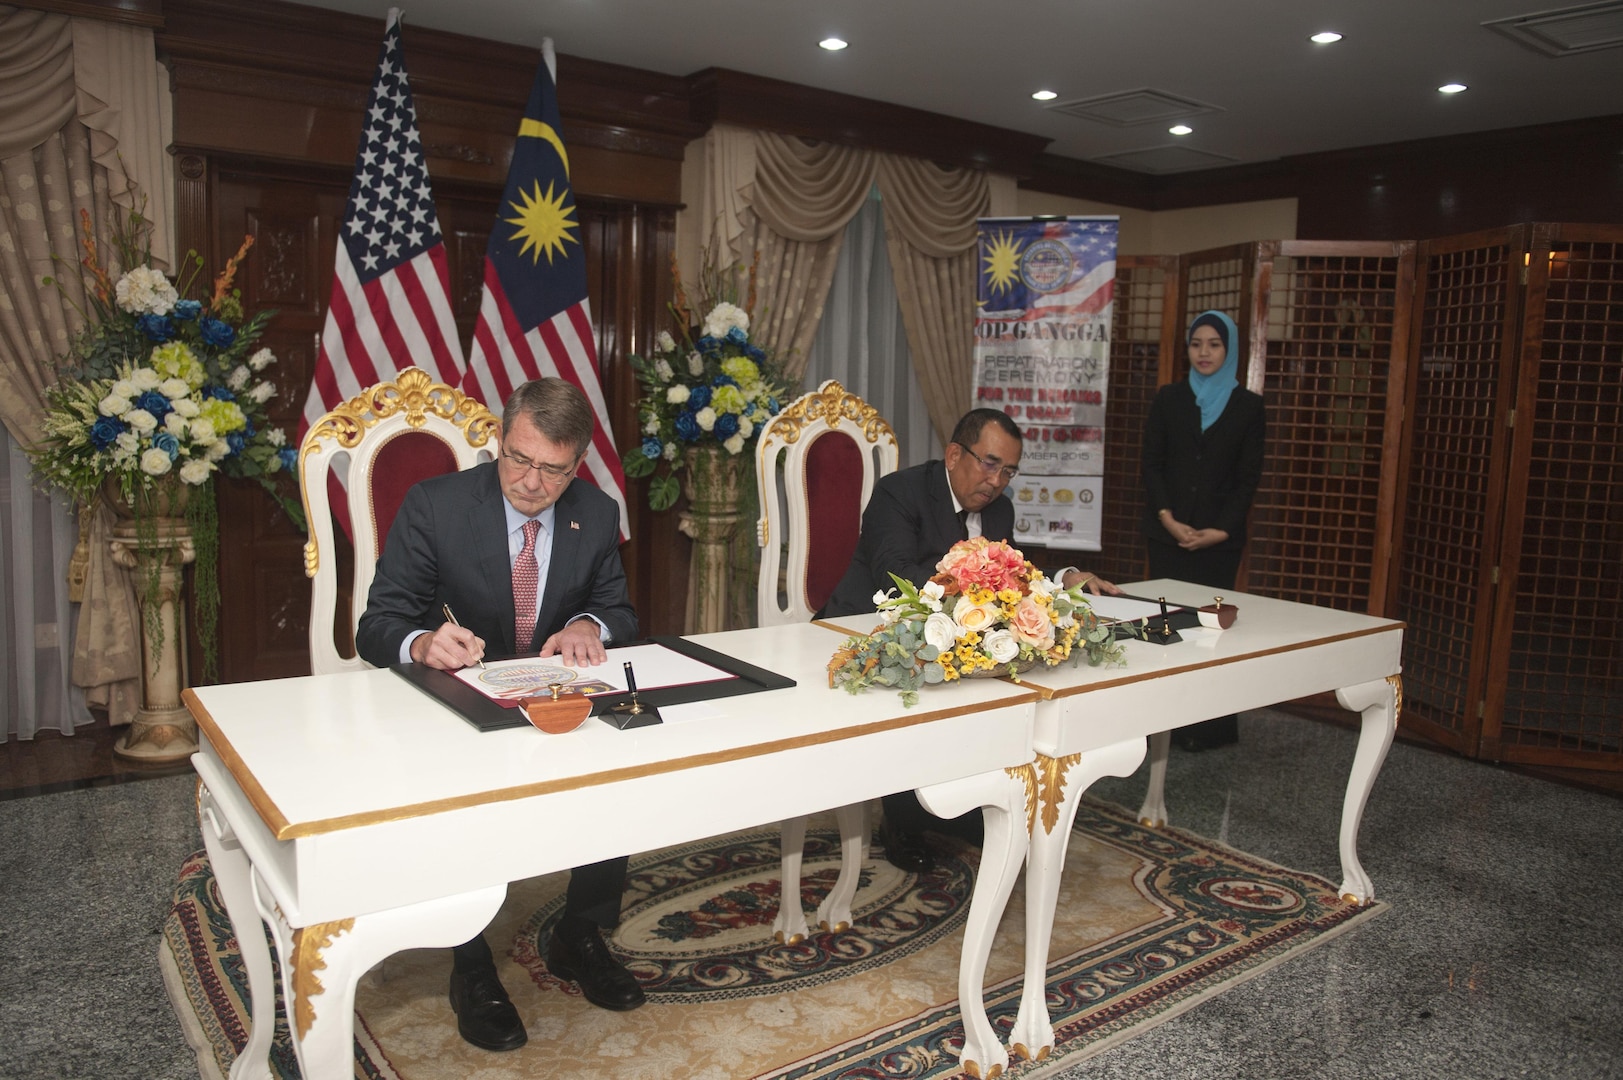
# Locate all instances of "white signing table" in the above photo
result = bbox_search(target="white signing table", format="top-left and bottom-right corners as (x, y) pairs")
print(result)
(185, 622), (1041, 1080)
(821, 579), (1404, 1069)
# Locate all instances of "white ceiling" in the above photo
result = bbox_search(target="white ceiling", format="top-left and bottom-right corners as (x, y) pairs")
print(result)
(302, 0), (1622, 172)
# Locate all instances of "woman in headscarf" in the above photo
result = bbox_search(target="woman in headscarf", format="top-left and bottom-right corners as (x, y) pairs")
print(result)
(1142, 309), (1266, 749)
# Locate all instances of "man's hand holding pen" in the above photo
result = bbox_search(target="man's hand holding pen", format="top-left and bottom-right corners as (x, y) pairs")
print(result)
(411, 605), (486, 670)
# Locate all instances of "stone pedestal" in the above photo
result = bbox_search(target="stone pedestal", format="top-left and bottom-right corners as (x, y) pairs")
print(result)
(679, 446), (746, 635)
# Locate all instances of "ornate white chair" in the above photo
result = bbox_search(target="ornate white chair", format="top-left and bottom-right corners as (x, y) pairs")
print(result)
(299, 367), (500, 676)
(756, 379), (899, 942)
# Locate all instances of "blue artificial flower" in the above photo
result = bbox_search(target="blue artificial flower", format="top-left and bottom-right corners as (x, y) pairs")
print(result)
(714, 412), (739, 440)
(134, 390), (171, 417)
(711, 374), (737, 390)
(696, 335), (722, 356)
(641, 436), (663, 460)
(674, 411), (700, 442)
(278, 447), (299, 475)
(746, 345), (766, 362)
(88, 416), (125, 450)
(137, 314), (173, 342)
(207, 386), (235, 401)
(767, 396), (781, 413)
(172, 299), (202, 320)
(226, 431), (246, 455)
(198, 316), (235, 347)
(726, 326), (749, 346)
(151, 430), (180, 461)
(686, 385), (712, 410)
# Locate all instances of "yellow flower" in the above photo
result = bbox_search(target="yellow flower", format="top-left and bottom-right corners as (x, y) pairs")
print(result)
(942, 664), (960, 681)
(996, 588), (1023, 606)
(967, 587), (996, 606)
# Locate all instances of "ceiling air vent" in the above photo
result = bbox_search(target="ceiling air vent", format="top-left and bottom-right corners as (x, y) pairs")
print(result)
(1047, 88), (1222, 127)
(1090, 145), (1239, 175)
(1484, 1), (1623, 56)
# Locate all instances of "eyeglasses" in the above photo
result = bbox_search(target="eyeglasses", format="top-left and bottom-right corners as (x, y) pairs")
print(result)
(953, 442), (1019, 482)
(501, 449), (579, 482)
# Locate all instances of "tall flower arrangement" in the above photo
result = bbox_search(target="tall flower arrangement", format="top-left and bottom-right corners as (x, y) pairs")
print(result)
(828, 538), (1132, 706)
(621, 256), (788, 510)
(28, 205), (299, 675)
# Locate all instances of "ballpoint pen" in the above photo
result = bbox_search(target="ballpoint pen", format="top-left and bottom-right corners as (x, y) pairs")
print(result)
(442, 603), (486, 669)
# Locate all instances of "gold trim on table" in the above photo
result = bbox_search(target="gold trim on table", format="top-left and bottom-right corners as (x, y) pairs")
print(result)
(292, 919), (354, 1038)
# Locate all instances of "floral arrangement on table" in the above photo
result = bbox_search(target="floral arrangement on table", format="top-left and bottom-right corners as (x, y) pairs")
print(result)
(827, 538), (1131, 707)
(620, 255), (788, 511)
(28, 205), (300, 675)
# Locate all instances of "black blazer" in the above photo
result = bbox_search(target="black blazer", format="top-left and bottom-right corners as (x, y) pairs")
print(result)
(820, 459), (1014, 617)
(1141, 381), (1266, 551)
(356, 461), (637, 666)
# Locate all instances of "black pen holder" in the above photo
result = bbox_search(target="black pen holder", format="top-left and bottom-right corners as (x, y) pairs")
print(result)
(1141, 620), (1183, 645)
(599, 695), (662, 729)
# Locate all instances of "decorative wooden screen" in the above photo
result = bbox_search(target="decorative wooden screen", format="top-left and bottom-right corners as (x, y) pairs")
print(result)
(1390, 227), (1528, 754)
(1178, 244), (1253, 385)
(1095, 256), (1179, 585)
(1244, 242), (1413, 614)
(1482, 224), (1623, 768)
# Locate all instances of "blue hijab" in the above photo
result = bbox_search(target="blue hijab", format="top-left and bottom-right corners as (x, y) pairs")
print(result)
(1187, 310), (1239, 431)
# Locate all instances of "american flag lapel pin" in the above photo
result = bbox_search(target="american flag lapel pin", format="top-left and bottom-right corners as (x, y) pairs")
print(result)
(570, 520), (580, 530)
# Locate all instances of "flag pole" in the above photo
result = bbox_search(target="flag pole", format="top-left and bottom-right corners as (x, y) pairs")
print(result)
(542, 37), (556, 84)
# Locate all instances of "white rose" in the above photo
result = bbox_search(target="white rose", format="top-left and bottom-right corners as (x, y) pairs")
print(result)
(178, 458), (214, 485)
(189, 418), (217, 444)
(924, 611), (959, 653)
(164, 412), (187, 436)
(644, 417), (660, 435)
(656, 330), (676, 353)
(687, 352), (704, 377)
(140, 448), (174, 476)
(723, 433), (744, 455)
(265, 428), (286, 448)
(159, 378), (191, 399)
(654, 359), (674, 381)
(207, 439), (230, 462)
(695, 407), (717, 432)
(984, 628), (1021, 664)
(115, 431), (140, 453)
(126, 409), (158, 434)
(248, 347), (276, 371)
(227, 365), (251, 391)
(248, 381), (276, 403)
(702, 301), (749, 339)
(129, 367), (161, 391)
(98, 394), (132, 417)
(111, 379), (137, 399)
(114, 266), (178, 316)
(171, 397), (200, 418)
(738, 416), (754, 439)
(666, 385), (690, 405)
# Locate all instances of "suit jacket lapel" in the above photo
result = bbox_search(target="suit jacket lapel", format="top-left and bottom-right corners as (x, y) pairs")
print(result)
(470, 467), (517, 654)
(533, 483), (582, 647)
(926, 461), (962, 552)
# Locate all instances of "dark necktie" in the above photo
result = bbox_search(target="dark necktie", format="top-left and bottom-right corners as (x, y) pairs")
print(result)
(513, 518), (541, 650)
(956, 508), (970, 541)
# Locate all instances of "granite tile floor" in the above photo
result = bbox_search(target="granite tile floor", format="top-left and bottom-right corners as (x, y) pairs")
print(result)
(1, 709), (1620, 1080)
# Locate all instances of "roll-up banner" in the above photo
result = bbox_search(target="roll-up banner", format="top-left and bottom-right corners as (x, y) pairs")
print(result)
(972, 216), (1118, 552)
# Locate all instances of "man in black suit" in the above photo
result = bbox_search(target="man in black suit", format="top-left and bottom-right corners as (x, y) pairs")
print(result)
(820, 407), (1119, 872)
(358, 377), (641, 1052)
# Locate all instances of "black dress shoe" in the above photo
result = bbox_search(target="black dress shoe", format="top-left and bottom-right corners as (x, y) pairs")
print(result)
(878, 816), (935, 873)
(1174, 714), (1240, 752)
(547, 923), (646, 1011)
(448, 962), (527, 1051)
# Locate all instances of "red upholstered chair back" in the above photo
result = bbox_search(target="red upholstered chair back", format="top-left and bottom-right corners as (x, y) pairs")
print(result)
(755, 380), (898, 626)
(299, 368), (500, 674)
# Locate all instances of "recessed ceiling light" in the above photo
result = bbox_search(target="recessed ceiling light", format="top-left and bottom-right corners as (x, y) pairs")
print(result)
(1310, 31), (1342, 44)
(1438, 82), (1468, 94)
(1168, 124), (1193, 136)
(819, 37), (848, 51)
(1032, 89), (1058, 101)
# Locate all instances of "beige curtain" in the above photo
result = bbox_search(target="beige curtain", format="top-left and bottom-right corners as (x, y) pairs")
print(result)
(0, 5), (172, 730)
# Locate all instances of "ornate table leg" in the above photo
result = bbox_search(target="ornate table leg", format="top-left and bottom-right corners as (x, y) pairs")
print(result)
(252, 877), (508, 1080)
(1007, 737), (1147, 1065)
(773, 815), (813, 944)
(1134, 729), (1173, 827)
(196, 781), (276, 1080)
(917, 767), (1035, 1080)
(814, 802), (866, 933)
(1333, 675), (1401, 903)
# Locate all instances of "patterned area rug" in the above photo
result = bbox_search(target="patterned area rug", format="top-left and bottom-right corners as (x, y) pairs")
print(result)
(160, 798), (1386, 1079)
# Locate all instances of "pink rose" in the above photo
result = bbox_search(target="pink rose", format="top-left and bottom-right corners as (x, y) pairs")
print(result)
(1009, 597), (1055, 650)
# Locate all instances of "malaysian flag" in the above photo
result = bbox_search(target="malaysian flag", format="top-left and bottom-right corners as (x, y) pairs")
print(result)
(459, 50), (629, 536)
(301, 9), (464, 438)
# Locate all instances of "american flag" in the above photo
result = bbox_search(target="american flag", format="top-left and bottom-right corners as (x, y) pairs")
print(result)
(300, 9), (464, 438)
(459, 53), (629, 537)
(976, 218), (1117, 321)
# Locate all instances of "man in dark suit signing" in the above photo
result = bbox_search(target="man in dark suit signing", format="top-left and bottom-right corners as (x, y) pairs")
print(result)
(357, 377), (641, 1052)
(820, 407), (1120, 872)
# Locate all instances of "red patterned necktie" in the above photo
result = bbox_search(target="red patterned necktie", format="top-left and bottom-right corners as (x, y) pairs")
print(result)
(513, 518), (541, 652)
